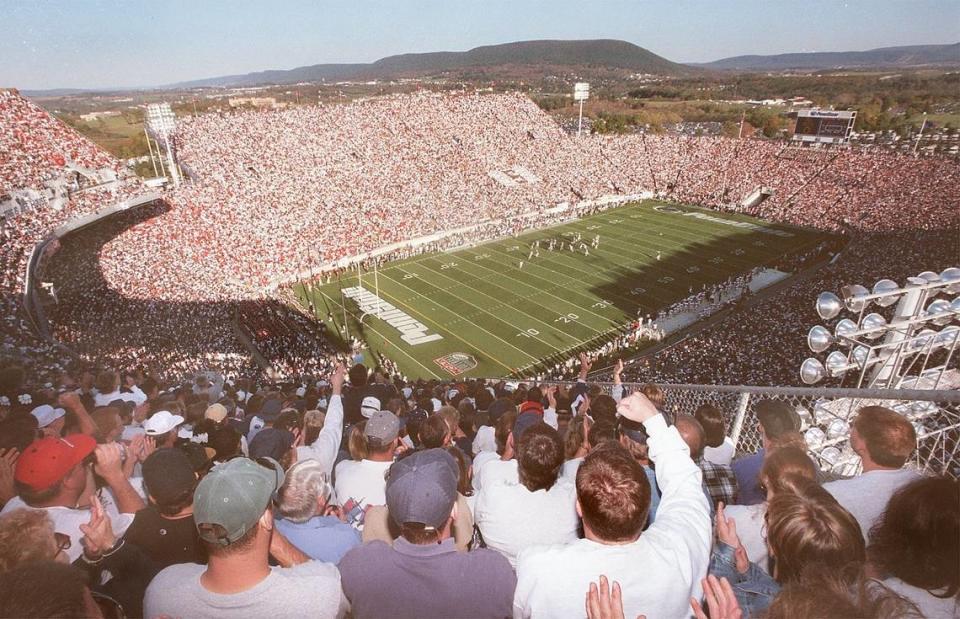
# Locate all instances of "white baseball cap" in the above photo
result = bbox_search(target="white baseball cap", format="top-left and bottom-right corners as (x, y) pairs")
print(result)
(31, 404), (66, 428)
(144, 411), (185, 435)
(360, 396), (381, 419)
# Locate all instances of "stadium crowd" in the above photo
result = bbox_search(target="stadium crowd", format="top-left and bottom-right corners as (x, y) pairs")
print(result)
(0, 87), (957, 397)
(0, 359), (956, 618)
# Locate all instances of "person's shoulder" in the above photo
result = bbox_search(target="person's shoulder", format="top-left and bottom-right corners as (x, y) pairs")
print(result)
(150, 562), (204, 588)
(516, 539), (582, 571)
(339, 540), (391, 575)
(732, 451), (762, 469)
(279, 559), (341, 582)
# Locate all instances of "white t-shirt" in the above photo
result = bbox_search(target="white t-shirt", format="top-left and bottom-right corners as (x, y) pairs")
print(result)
(513, 416), (712, 619)
(94, 386), (147, 408)
(474, 475), (578, 569)
(823, 467), (921, 542)
(1, 492), (134, 563)
(724, 502), (769, 573)
(334, 458), (393, 511)
(295, 395), (344, 476)
(474, 458), (518, 491)
(144, 560), (347, 619)
(560, 457), (584, 480)
(703, 436), (736, 467)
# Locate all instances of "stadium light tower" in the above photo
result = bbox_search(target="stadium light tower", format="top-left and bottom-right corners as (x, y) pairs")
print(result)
(145, 103), (182, 187)
(800, 267), (960, 390)
(574, 82), (590, 137)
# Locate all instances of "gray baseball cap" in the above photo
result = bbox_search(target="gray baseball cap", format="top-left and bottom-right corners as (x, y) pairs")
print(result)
(193, 457), (284, 545)
(386, 449), (459, 529)
(365, 410), (400, 445)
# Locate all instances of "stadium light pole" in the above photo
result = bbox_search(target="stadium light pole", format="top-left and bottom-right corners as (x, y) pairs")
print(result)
(574, 83), (590, 137)
(913, 113), (928, 155)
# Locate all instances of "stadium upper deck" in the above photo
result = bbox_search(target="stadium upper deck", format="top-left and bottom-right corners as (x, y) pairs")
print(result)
(0, 88), (958, 385)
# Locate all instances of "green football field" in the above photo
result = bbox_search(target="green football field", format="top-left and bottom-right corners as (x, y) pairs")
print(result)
(293, 200), (829, 379)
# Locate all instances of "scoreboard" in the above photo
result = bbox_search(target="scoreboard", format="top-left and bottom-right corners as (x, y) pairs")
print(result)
(792, 109), (856, 144)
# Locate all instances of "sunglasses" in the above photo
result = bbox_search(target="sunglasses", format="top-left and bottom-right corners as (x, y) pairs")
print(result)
(53, 532), (71, 559)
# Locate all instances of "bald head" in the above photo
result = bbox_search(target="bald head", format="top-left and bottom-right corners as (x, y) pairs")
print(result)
(674, 415), (705, 459)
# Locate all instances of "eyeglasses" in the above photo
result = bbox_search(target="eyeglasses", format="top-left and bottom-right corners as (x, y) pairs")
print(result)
(53, 532), (71, 559)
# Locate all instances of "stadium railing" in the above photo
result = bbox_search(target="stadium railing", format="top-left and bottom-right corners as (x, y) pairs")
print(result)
(532, 381), (960, 480)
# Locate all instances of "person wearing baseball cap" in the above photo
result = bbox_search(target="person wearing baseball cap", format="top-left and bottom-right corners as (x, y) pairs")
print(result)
(124, 448), (205, 568)
(333, 410), (400, 529)
(731, 400), (801, 505)
(0, 435), (145, 562)
(143, 410), (184, 449)
(30, 404), (66, 438)
(143, 457), (347, 619)
(339, 449), (516, 619)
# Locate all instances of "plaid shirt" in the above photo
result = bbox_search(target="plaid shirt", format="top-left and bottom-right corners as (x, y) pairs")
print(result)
(697, 457), (739, 510)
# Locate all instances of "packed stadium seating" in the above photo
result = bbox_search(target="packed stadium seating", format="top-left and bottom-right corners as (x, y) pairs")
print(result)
(0, 88), (958, 390)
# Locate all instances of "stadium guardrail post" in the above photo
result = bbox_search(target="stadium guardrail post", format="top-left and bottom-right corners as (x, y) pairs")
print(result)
(730, 392), (752, 448)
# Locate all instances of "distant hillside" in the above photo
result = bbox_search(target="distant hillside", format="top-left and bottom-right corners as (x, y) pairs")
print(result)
(696, 43), (960, 71)
(168, 39), (695, 88)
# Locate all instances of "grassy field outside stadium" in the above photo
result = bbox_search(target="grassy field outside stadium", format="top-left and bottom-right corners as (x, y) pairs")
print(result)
(292, 200), (830, 380)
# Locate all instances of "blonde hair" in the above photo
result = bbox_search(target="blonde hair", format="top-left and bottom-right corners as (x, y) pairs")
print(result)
(0, 509), (57, 572)
(564, 415), (591, 459)
(348, 421), (369, 461)
(276, 460), (333, 523)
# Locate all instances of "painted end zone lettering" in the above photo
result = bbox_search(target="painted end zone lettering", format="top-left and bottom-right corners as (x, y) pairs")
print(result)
(341, 286), (444, 346)
(653, 205), (793, 238)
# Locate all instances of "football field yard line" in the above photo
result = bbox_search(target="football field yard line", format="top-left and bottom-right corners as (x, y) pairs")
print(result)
(385, 263), (573, 353)
(404, 257), (600, 342)
(313, 288), (444, 379)
(301, 200), (829, 379)
(375, 268), (545, 368)
(477, 242), (656, 310)
(423, 249), (620, 329)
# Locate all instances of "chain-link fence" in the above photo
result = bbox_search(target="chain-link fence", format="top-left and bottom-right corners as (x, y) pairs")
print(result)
(536, 381), (960, 480)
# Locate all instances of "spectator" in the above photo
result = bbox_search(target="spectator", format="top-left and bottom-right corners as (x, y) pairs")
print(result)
(731, 401), (799, 505)
(339, 448), (516, 619)
(143, 457), (347, 618)
(675, 414), (738, 510)
(333, 410), (399, 528)
(30, 404), (65, 439)
(867, 476), (959, 618)
(474, 421), (578, 568)
(0, 436), (144, 562)
(696, 403), (735, 466)
(274, 459), (360, 564)
(514, 392), (711, 618)
(294, 364), (345, 475)
(823, 406), (919, 541)
(144, 410), (184, 449)
(722, 444), (818, 572)
(124, 448), (206, 568)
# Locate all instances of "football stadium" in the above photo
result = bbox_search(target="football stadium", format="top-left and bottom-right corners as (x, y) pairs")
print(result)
(1, 4), (960, 616)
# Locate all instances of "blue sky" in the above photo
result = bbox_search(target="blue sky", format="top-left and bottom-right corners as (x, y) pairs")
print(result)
(3, 0), (958, 90)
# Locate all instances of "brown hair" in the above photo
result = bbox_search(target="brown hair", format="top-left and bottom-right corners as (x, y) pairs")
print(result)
(576, 443), (649, 542)
(564, 415), (591, 459)
(694, 403), (726, 448)
(91, 406), (122, 443)
(95, 370), (118, 395)
(418, 415), (451, 449)
(766, 480), (865, 584)
(516, 423), (564, 492)
(446, 446), (472, 497)
(852, 406), (916, 468)
(759, 445), (817, 498)
(640, 383), (664, 409)
(766, 574), (921, 619)
(868, 476), (959, 598)
(494, 409), (518, 456)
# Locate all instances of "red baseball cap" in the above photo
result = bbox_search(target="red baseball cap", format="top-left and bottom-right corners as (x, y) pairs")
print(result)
(15, 434), (97, 491)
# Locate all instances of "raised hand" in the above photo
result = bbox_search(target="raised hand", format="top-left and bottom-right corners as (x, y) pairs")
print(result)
(616, 392), (658, 424)
(79, 496), (116, 559)
(690, 575), (742, 619)
(586, 575), (645, 619)
(331, 363), (346, 394)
